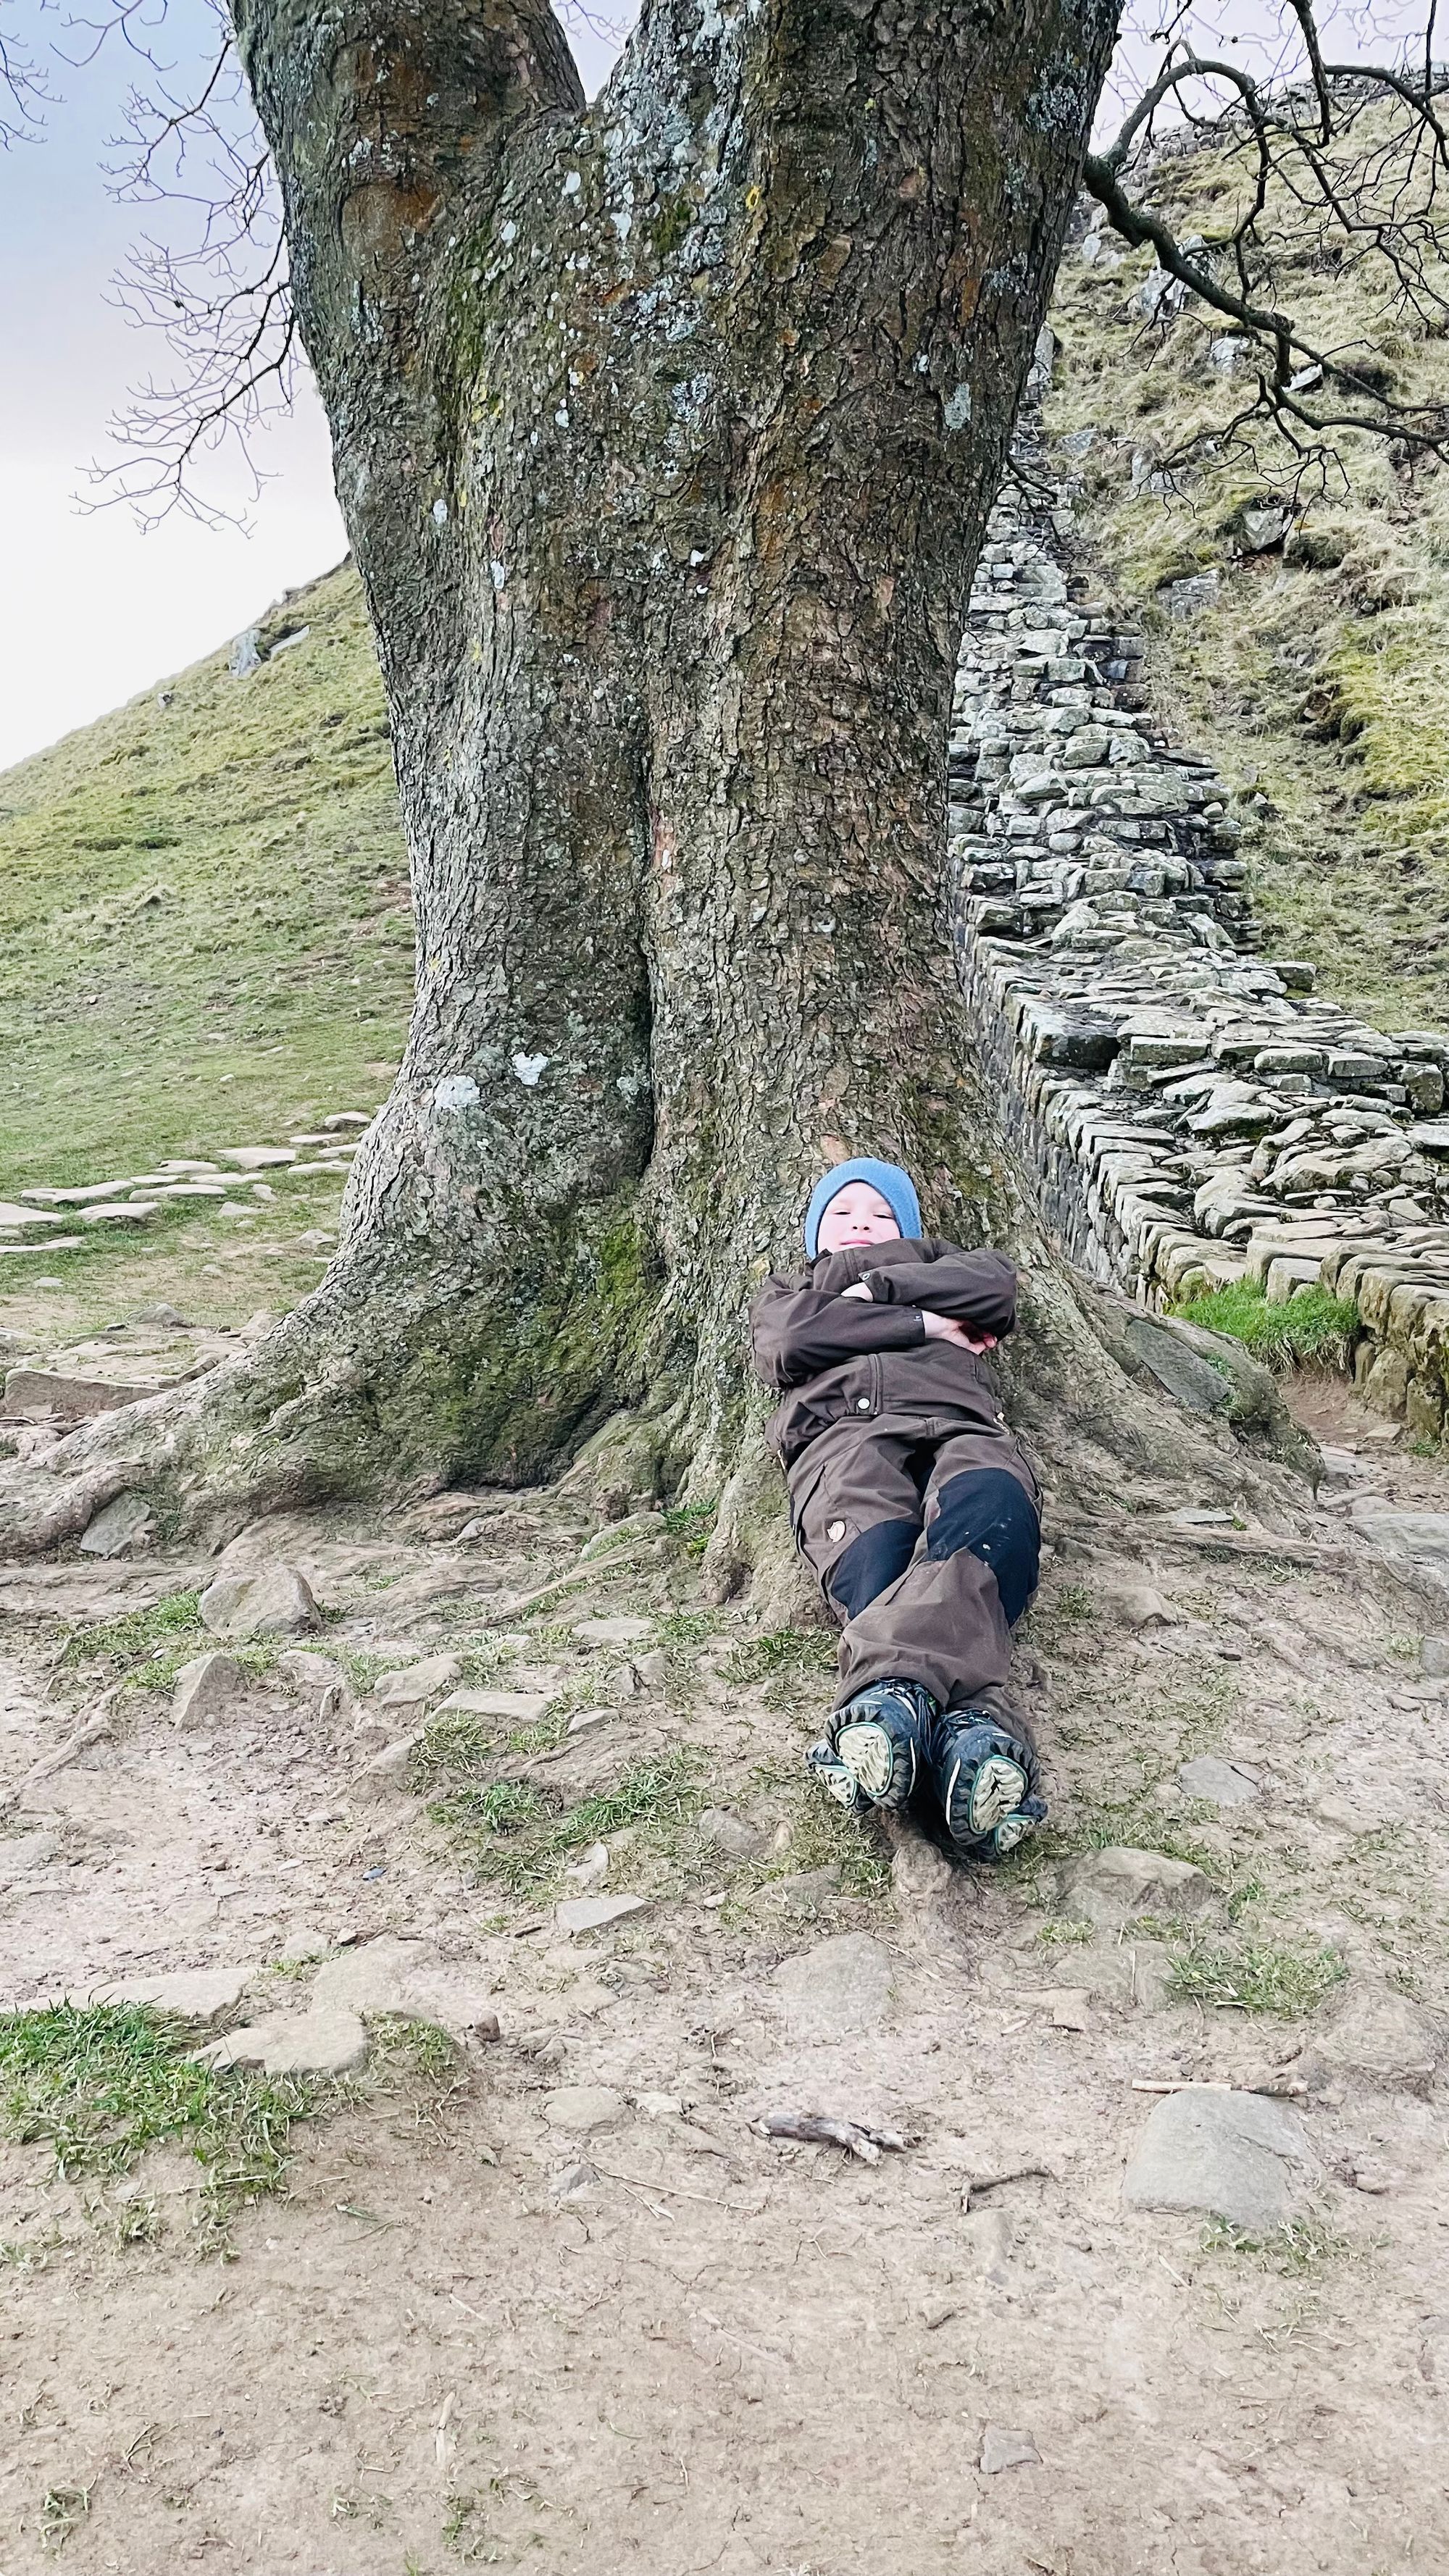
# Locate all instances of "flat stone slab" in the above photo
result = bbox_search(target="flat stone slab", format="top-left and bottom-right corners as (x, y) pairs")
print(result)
(1314, 1981), (1443, 2096)
(1178, 1755), (1261, 1808)
(1122, 2086), (1319, 2229)
(698, 1807), (766, 1860)
(1059, 1845), (1214, 1927)
(543, 2085), (625, 2135)
(572, 1616), (655, 1646)
(372, 1654), (462, 1709)
(3, 1368), (167, 1421)
(78, 1491), (156, 1558)
(980, 2426), (1041, 2475)
(202, 2008), (368, 2078)
(556, 1894), (651, 1937)
(1350, 1503), (1449, 1597)
(0, 1830), (59, 1884)
(435, 1689), (554, 1724)
(172, 1649), (250, 1731)
(311, 1937), (497, 2039)
(774, 1933), (895, 2041)
(349, 1734), (423, 1802)
(93, 1967), (255, 2027)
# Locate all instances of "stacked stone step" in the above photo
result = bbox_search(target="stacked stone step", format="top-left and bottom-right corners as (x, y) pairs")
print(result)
(951, 451), (1449, 1448)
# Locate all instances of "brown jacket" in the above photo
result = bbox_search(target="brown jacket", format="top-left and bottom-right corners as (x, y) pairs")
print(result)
(750, 1237), (1018, 1468)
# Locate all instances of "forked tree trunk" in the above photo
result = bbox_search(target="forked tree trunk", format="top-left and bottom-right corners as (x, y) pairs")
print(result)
(27, 0), (1132, 1536)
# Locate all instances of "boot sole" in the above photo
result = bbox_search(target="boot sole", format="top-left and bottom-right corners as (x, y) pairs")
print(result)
(835, 1720), (917, 1812)
(989, 1809), (1038, 1856)
(943, 1748), (1029, 1841)
(805, 1744), (867, 1815)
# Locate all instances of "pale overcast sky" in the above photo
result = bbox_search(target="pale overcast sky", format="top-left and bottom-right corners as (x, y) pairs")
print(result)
(0, 0), (1423, 770)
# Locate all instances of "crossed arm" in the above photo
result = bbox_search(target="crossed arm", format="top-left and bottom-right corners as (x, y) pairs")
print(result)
(751, 1246), (1017, 1390)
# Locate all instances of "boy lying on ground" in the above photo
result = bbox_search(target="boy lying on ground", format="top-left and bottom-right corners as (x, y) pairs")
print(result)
(750, 1156), (1046, 1861)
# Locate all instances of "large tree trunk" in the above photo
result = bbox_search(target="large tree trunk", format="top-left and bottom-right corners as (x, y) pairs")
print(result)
(17, 0), (1132, 1537)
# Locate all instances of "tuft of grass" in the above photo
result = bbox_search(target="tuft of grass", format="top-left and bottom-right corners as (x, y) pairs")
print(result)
(60, 1590), (285, 1698)
(60, 1590), (206, 1679)
(1201, 2215), (1351, 2275)
(721, 1627), (836, 1711)
(39, 2484), (91, 2550)
(656, 1608), (717, 1655)
(661, 1501), (717, 1562)
(432, 1778), (548, 1838)
(0, 2002), (322, 2247)
(430, 1748), (703, 1899)
(1167, 1938), (1348, 2017)
(1170, 1281), (1359, 1373)
(1037, 1915), (1095, 1949)
(367, 2015), (462, 2084)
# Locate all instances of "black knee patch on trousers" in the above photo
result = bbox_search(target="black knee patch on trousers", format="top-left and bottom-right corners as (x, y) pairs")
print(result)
(927, 1468), (1040, 1626)
(827, 1518), (919, 1619)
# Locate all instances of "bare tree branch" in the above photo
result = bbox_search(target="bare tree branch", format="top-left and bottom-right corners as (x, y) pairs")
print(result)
(0, 1), (57, 143)
(1084, 12), (1449, 477)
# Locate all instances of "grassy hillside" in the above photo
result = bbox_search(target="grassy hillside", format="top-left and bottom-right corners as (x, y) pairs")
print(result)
(1045, 94), (1449, 1030)
(0, 561), (411, 1191)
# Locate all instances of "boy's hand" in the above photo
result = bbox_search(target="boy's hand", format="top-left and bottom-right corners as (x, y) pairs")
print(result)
(922, 1310), (998, 1354)
(838, 1281), (997, 1354)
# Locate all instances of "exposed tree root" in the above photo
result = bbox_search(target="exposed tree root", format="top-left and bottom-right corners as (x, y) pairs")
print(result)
(0, 1212), (1323, 1581)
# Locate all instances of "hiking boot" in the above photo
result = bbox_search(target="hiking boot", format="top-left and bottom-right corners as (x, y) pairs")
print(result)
(930, 1709), (1045, 1857)
(827, 1678), (938, 1813)
(804, 1737), (869, 1816)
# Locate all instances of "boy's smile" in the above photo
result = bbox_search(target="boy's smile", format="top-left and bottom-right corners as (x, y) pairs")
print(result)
(814, 1183), (903, 1253)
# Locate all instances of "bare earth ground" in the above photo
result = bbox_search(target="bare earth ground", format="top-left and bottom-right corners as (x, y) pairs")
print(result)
(2, 1384), (1449, 2575)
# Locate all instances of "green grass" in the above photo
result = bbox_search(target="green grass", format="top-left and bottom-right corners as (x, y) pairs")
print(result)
(1167, 1938), (1348, 2017)
(0, 564), (408, 1193)
(721, 1626), (836, 1710)
(1170, 1281), (1360, 1372)
(1200, 2216), (1351, 2275)
(0, 2002), (321, 2248)
(427, 1748), (704, 1898)
(661, 1501), (717, 1562)
(0, 563), (406, 1347)
(56, 1588), (287, 1698)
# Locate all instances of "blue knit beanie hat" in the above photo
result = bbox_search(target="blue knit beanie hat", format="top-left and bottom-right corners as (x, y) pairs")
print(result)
(804, 1158), (922, 1260)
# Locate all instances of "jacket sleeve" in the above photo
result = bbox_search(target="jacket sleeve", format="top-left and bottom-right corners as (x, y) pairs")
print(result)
(750, 1274), (927, 1389)
(858, 1245), (1018, 1337)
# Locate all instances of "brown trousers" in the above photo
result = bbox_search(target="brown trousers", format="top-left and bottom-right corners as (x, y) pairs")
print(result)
(787, 1411), (1040, 1715)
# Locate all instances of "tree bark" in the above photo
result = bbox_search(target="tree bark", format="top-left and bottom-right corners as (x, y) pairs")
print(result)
(28, 0), (1131, 1533)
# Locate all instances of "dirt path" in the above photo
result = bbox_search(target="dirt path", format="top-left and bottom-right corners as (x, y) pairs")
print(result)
(3, 1394), (1448, 2574)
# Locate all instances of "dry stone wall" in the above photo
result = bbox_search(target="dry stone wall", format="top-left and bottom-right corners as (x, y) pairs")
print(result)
(951, 434), (1449, 1450)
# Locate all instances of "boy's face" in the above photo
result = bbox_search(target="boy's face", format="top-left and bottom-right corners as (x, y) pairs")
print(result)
(816, 1182), (902, 1253)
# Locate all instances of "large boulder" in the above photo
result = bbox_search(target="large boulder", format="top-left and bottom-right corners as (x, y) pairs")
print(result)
(1123, 2086), (1319, 2228)
(171, 1649), (250, 1731)
(1077, 1286), (1319, 1477)
(199, 1560), (321, 1640)
(1309, 1978), (1444, 2097)
(1059, 1845), (1215, 1928)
